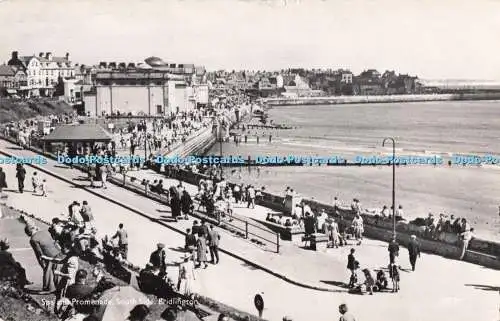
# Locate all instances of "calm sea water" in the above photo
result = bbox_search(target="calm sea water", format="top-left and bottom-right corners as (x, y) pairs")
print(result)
(208, 100), (500, 240)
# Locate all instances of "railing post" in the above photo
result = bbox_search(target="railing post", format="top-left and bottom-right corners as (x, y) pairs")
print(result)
(245, 221), (248, 239)
(277, 233), (280, 253)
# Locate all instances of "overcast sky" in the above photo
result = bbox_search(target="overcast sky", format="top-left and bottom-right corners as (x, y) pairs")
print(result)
(0, 0), (499, 80)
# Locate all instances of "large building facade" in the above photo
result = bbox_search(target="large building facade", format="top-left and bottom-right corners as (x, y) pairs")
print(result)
(92, 57), (208, 116)
(7, 51), (74, 97)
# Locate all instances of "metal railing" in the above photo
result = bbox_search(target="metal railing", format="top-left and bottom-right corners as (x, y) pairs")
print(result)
(0, 130), (281, 253)
(111, 172), (280, 253)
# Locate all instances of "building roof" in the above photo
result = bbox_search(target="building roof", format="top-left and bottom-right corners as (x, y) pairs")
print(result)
(0, 64), (14, 76)
(41, 123), (112, 142)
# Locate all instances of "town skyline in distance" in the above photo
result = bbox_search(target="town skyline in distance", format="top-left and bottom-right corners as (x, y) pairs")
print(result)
(1, 0), (499, 81)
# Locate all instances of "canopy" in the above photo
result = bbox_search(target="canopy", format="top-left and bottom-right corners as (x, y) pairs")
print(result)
(94, 286), (151, 321)
(41, 123), (112, 143)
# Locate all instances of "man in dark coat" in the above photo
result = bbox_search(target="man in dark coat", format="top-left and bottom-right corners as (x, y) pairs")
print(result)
(180, 190), (193, 220)
(0, 167), (7, 193)
(408, 235), (421, 271)
(208, 225), (220, 264)
(170, 192), (182, 221)
(388, 237), (400, 264)
(16, 164), (26, 193)
(149, 243), (167, 276)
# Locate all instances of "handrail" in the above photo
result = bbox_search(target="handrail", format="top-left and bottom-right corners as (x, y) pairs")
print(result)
(0, 131), (281, 253)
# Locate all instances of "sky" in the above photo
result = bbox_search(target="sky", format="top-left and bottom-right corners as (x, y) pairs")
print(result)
(0, 0), (499, 80)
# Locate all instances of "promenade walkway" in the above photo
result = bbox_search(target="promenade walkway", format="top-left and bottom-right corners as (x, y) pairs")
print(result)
(0, 139), (499, 321)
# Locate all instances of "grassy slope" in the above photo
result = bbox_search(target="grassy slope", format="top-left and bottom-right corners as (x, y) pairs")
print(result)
(0, 98), (73, 124)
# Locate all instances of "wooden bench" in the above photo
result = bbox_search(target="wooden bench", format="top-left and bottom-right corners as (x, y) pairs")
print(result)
(302, 233), (329, 251)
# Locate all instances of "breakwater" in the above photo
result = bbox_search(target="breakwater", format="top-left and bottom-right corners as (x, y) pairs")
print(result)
(264, 93), (500, 106)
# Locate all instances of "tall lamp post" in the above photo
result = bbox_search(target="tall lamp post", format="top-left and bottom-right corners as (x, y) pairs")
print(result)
(382, 137), (396, 238)
(219, 118), (223, 157)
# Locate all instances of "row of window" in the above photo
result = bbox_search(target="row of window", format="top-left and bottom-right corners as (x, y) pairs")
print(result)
(26, 69), (74, 77)
(0, 80), (28, 88)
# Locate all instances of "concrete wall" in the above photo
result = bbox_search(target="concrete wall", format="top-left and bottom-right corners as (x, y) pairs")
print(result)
(83, 94), (97, 116)
(150, 168), (500, 270)
(97, 83), (186, 116)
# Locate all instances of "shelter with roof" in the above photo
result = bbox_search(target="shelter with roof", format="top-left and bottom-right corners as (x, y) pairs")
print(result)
(40, 123), (112, 154)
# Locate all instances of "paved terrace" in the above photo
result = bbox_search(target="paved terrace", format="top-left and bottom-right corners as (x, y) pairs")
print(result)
(0, 139), (499, 321)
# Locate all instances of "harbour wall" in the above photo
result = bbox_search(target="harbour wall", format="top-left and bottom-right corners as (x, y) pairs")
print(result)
(263, 93), (500, 106)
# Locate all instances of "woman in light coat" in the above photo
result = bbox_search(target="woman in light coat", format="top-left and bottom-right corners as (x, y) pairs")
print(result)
(196, 234), (208, 268)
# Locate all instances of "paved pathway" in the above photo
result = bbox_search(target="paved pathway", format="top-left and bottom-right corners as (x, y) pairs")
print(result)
(0, 140), (499, 321)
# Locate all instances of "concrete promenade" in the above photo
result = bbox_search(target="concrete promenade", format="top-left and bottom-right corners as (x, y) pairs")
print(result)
(0, 140), (499, 321)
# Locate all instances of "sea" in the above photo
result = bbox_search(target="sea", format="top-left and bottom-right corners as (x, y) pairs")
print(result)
(207, 100), (500, 240)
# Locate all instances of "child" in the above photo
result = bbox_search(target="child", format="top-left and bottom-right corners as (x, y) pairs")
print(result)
(388, 262), (400, 293)
(40, 179), (47, 197)
(32, 171), (39, 193)
(347, 248), (358, 288)
(226, 197), (233, 222)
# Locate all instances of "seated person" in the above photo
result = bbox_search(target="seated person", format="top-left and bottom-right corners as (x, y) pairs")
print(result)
(65, 269), (95, 313)
(0, 238), (30, 288)
(375, 270), (388, 291)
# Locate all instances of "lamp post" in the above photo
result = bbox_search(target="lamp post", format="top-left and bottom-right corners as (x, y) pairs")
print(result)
(219, 117), (223, 157)
(144, 120), (147, 163)
(382, 137), (396, 238)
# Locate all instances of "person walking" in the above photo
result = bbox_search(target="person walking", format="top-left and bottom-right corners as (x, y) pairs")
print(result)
(177, 254), (196, 296)
(0, 167), (7, 193)
(347, 248), (357, 288)
(180, 190), (193, 220)
(16, 164), (26, 193)
(388, 237), (400, 265)
(170, 192), (182, 222)
(100, 164), (108, 189)
(338, 304), (356, 321)
(196, 234), (208, 269)
(351, 214), (364, 245)
(208, 225), (221, 264)
(407, 235), (421, 271)
(112, 223), (128, 260)
(459, 228), (475, 260)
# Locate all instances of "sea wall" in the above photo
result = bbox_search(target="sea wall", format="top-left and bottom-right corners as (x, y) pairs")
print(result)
(150, 167), (500, 270)
(263, 93), (500, 106)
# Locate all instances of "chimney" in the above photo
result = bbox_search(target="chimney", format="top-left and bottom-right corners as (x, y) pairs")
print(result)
(11, 51), (18, 60)
(39, 52), (44, 58)
(45, 52), (53, 60)
(65, 52), (70, 61)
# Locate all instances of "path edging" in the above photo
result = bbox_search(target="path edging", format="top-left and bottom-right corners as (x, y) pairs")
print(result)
(0, 148), (340, 293)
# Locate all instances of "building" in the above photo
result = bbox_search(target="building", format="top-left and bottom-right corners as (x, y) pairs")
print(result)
(92, 57), (208, 117)
(7, 51), (74, 97)
(0, 64), (27, 96)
